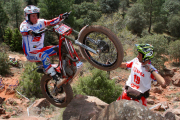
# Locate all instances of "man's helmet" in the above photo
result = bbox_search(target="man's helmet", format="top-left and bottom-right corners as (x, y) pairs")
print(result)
(24, 5), (40, 22)
(135, 44), (154, 62)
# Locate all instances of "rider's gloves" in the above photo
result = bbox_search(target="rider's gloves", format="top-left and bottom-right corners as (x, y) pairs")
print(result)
(29, 31), (41, 37)
(144, 64), (154, 73)
(60, 12), (69, 19)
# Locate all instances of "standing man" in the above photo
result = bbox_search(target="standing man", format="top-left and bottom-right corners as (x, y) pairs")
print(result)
(117, 44), (166, 106)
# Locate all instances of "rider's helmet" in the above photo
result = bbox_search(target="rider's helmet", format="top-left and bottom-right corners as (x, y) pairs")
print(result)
(135, 44), (154, 62)
(24, 5), (40, 23)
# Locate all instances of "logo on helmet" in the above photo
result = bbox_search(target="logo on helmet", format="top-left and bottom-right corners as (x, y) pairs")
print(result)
(146, 51), (153, 57)
(33, 9), (38, 13)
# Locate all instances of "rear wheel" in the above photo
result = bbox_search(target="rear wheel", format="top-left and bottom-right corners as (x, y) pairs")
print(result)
(78, 25), (124, 71)
(40, 75), (73, 108)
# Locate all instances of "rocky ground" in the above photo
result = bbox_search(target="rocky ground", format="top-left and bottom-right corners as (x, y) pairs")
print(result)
(0, 52), (180, 119)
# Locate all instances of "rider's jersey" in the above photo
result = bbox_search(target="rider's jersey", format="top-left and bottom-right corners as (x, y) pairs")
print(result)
(20, 17), (60, 54)
(126, 58), (157, 93)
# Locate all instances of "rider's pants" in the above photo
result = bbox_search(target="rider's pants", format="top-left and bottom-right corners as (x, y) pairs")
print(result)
(23, 45), (58, 71)
(116, 90), (147, 106)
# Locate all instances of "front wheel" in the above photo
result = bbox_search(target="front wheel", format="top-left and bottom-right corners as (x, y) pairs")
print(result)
(78, 25), (124, 71)
(40, 75), (73, 108)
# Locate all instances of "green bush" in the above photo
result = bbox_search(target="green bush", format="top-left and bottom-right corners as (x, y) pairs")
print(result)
(0, 52), (10, 76)
(73, 68), (122, 104)
(153, 22), (165, 34)
(10, 28), (22, 51)
(3, 27), (13, 45)
(137, 34), (169, 73)
(167, 15), (180, 38)
(16, 62), (43, 98)
(169, 40), (180, 64)
(126, 3), (146, 36)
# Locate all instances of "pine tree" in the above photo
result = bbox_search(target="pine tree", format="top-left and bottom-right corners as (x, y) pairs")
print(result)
(5, 0), (23, 29)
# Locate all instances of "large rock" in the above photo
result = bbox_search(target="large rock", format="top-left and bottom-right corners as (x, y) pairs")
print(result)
(5, 87), (15, 95)
(164, 108), (180, 120)
(63, 95), (108, 120)
(91, 100), (164, 120)
(0, 97), (5, 104)
(163, 68), (175, 77)
(150, 87), (163, 94)
(33, 98), (50, 109)
(171, 73), (180, 87)
(0, 108), (5, 114)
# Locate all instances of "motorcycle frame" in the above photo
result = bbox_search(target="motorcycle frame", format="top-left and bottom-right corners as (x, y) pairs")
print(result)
(55, 24), (81, 84)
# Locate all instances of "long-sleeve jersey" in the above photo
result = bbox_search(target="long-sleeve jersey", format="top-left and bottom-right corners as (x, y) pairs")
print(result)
(20, 17), (60, 54)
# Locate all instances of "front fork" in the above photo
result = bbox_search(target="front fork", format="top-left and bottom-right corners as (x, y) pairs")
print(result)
(56, 36), (82, 88)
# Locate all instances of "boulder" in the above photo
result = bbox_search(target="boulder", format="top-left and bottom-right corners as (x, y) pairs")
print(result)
(0, 108), (5, 114)
(33, 98), (50, 109)
(150, 87), (163, 94)
(63, 95), (108, 120)
(91, 100), (164, 120)
(164, 108), (180, 120)
(163, 68), (175, 77)
(0, 97), (5, 104)
(5, 87), (15, 95)
(146, 98), (155, 105)
(6, 98), (18, 106)
(163, 76), (171, 86)
(171, 73), (180, 87)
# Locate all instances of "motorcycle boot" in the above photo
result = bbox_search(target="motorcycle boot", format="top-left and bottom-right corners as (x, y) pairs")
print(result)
(47, 67), (59, 81)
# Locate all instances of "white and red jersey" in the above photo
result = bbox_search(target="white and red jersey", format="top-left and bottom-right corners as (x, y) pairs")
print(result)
(20, 17), (60, 54)
(126, 58), (157, 93)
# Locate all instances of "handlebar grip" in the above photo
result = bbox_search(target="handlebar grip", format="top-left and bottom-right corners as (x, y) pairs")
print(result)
(31, 28), (48, 37)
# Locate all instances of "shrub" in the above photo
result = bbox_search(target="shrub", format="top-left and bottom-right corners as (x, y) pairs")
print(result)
(0, 52), (10, 76)
(73, 68), (122, 104)
(10, 28), (22, 51)
(167, 15), (180, 38)
(126, 3), (146, 36)
(16, 62), (43, 98)
(169, 40), (180, 64)
(98, 0), (120, 13)
(137, 34), (169, 73)
(153, 22), (165, 34)
(3, 27), (13, 45)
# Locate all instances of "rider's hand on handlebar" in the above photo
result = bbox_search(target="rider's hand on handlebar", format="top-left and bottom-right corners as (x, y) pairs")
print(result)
(60, 12), (69, 19)
(28, 30), (42, 37)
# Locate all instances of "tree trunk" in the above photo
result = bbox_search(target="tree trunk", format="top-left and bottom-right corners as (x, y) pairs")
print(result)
(148, 0), (152, 33)
(126, 0), (129, 7)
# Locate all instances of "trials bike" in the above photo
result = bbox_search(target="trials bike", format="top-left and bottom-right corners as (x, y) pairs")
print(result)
(35, 13), (124, 108)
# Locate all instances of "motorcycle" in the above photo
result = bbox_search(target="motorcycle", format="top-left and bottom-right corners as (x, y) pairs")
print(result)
(34, 12), (124, 108)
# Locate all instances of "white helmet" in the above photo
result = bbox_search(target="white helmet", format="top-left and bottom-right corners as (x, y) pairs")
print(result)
(24, 5), (40, 22)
